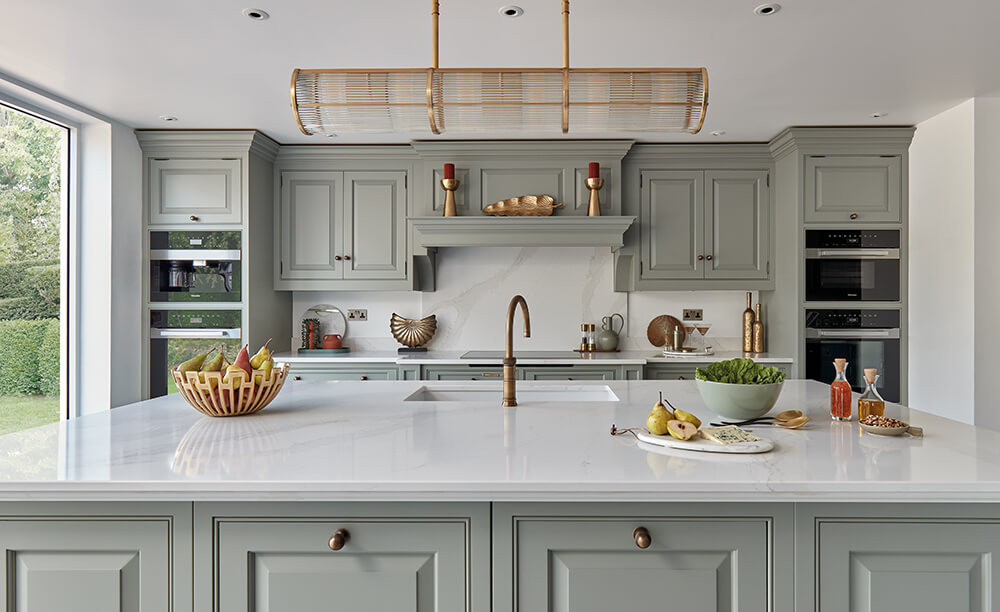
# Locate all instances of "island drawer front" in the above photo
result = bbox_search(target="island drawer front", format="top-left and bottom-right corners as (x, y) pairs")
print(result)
(643, 363), (699, 380)
(0, 503), (191, 612)
(421, 365), (507, 381)
(286, 364), (399, 381)
(511, 517), (769, 612)
(816, 520), (1000, 611)
(211, 517), (472, 612)
(521, 366), (619, 381)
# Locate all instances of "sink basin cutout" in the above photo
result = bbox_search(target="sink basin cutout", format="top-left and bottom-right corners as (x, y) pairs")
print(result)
(404, 385), (619, 403)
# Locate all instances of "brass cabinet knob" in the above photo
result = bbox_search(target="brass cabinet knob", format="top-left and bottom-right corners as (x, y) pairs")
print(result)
(335, 255), (342, 261)
(344, 255), (351, 261)
(633, 526), (651, 549)
(189, 215), (199, 221)
(360, 376), (368, 381)
(328, 529), (350, 551)
(850, 213), (859, 220)
(706, 255), (713, 261)
(697, 255), (704, 261)
(293, 376), (302, 381)
(677, 375), (685, 380)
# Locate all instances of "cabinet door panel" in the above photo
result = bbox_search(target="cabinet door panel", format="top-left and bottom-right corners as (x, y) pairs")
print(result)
(421, 366), (505, 381)
(343, 171), (407, 280)
(640, 171), (704, 279)
(1, 519), (171, 612)
(516, 518), (768, 612)
(288, 365), (398, 381)
(705, 170), (769, 279)
(217, 520), (467, 612)
(805, 155), (901, 223)
(643, 364), (698, 380)
(522, 367), (617, 380)
(818, 521), (998, 611)
(149, 158), (242, 225)
(280, 171), (342, 280)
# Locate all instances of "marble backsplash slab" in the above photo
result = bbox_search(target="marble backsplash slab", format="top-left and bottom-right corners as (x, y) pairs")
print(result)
(291, 247), (755, 352)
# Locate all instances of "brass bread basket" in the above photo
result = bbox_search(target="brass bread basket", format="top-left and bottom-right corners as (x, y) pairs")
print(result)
(171, 363), (291, 417)
(483, 194), (563, 216)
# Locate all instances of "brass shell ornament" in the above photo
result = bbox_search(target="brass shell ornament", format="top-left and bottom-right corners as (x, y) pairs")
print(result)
(390, 313), (437, 348)
(483, 195), (563, 216)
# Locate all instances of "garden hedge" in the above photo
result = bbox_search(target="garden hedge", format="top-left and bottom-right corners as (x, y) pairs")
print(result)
(38, 319), (60, 396)
(0, 319), (57, 395)
(0, 260), (59, 319)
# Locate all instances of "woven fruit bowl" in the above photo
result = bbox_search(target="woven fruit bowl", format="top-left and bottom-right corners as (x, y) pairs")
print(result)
(172, 363), (290, 417)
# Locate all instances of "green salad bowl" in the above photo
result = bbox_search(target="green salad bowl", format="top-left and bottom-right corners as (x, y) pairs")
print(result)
(695, 378), (785, 420)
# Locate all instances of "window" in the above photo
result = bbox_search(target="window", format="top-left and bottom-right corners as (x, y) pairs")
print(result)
(0, 104), (68, 434)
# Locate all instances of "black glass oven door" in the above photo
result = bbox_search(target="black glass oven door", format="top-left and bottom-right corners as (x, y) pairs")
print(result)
(805, 259), (900, 302)
(806, 338), (900, 402)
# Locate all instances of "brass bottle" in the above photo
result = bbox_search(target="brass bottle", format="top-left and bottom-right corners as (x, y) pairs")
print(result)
(742, 291), (755, 352)
(752, 303), (765, 353)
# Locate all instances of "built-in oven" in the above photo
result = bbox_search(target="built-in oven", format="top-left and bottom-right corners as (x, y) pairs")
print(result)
(805, 309), (900, 402)
(149, 231), (241, 303)
(149, 309), (242, 398)
(805, 229), (900, 302)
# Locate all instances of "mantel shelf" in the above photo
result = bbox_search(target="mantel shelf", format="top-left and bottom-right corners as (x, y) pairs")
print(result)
(408, 216), (636, 250)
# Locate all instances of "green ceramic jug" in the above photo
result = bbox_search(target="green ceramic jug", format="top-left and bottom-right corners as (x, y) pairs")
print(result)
(597, 313), (624, 351)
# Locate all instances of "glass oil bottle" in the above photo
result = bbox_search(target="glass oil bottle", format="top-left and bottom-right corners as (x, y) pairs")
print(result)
(830, 358), (852, 421)
(858, 368), (886, 420)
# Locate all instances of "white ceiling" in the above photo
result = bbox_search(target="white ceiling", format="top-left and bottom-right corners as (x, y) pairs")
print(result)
(3, 0), (999, 143)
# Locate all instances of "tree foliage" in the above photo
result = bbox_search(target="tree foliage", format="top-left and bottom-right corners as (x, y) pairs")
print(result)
(0, 106), (63, 263)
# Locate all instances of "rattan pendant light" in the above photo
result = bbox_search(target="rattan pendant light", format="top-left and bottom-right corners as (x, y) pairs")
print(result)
(291, 1), (708, 136)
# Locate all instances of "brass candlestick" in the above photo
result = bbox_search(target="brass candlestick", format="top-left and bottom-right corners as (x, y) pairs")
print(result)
(441, 178), (459, 217)
(585, 177), (604, 217)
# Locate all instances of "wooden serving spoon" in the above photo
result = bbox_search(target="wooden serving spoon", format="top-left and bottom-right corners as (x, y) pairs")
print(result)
(713, 410), (804, 427)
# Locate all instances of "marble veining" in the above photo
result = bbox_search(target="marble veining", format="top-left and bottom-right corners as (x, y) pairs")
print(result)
(0, 380), (998, 502)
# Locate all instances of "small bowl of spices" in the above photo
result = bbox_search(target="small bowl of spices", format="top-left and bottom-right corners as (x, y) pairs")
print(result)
(859, 415), (923, 437)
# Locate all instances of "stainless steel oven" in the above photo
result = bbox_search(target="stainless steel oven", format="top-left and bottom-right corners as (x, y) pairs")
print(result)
(805, 229), (900, 302)
(149, 231), (241, 303)
(805, 309), (900, 402)
(149, 309), (242, 398)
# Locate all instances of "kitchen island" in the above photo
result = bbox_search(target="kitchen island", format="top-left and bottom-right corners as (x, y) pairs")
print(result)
(0, 379), (996, 611)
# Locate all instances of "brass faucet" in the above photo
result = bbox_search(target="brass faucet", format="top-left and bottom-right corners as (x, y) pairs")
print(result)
(501, 295), (531, 407)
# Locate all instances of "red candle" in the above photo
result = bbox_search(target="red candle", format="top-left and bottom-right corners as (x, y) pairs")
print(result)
(588, 162), (600, 179)
(444, 163), (455, 180)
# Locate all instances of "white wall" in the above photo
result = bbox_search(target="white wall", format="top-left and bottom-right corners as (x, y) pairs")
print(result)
(973, 98), (1000, 430)
(291, 247), (750, 352)
(908, 99), (975, 423)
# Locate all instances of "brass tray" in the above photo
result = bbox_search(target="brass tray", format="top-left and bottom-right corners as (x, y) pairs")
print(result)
(483, 194), (563, 216)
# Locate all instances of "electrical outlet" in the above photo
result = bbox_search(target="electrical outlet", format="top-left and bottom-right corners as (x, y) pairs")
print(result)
(347, 309), (368, 321)
(683, 309), (703, 321)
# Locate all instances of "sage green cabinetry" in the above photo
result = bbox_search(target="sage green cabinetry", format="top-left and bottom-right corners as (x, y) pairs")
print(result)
(619, 145), (774, 291)
(804, 155), (902, 223)
(276, 169), (407, 288)
(797, 504), (1000, 612)
(421, 365), (505, 380)
(0, 502), (192, 612)
(287, 362), (399, 381)
(494, 503), (792, 612)
(147, 157), (242, 225)
(195, 502), (490, 612)
(521, 365), (641, 380)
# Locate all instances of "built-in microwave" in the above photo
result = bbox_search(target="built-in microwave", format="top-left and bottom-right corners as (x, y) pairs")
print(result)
(149, 309), (242, 398)
(805, 229), (900, 302)
(149, 231), (241, 303)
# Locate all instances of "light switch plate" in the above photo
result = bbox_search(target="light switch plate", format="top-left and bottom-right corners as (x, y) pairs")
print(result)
(683, 309), (703, 321)
(347, 309), (368, 321)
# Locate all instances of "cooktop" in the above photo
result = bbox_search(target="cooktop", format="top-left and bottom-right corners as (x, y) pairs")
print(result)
(460, 350), (580, 359)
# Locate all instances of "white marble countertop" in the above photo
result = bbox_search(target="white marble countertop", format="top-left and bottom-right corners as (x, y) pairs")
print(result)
(0, 379), (996, 503)
(274, 349), (794, 365)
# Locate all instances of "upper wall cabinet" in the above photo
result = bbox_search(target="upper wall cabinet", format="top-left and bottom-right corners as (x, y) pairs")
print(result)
(147, 157), (242, 225)
(805, 155), (902, 223)
(636, 166), (770, 288)
(275, 169), (408, 290)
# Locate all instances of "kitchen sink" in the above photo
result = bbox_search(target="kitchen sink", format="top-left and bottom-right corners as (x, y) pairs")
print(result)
(403, 385), (619, 403)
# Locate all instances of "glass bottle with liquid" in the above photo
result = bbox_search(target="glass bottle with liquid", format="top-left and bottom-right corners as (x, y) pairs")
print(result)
(830, 358), (853, 421)
(858, 368), (886, 420)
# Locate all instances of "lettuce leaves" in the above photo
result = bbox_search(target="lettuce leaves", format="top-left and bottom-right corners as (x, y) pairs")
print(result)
(695, 358), (786, 385)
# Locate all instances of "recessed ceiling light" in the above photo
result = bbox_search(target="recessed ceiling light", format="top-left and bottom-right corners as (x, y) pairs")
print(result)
(159, 115), (178, 122)
(710, 130), (727, 137)
(242, 8), (270, 20)
(753, 3), (781, 16)
(871, 112), (889, 118)
(498, 5), (524, 17)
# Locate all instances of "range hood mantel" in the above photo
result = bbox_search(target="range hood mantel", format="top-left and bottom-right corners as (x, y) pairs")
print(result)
(409, 216), (635, 250)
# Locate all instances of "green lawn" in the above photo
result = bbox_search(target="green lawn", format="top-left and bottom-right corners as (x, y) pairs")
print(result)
(0, 395), (60, 436)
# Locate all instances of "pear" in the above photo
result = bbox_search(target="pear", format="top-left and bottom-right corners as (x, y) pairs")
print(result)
(176, 347), (216, 373)
(232, 345), (252, 377)
(654, 392), (674, 419)
(222, 362), (247, 387)
(646, 394), (673, 436)
(201, 347), (226, 372)
(667, 419), (698, 441)
(255, 357), (275, 386)
(671, 408), (702, 429)
(249, 339), (273, 369)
